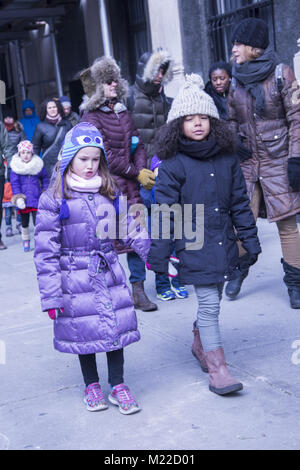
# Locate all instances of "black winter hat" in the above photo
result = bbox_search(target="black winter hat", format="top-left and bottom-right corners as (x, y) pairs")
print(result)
(231, 18), (269, 49)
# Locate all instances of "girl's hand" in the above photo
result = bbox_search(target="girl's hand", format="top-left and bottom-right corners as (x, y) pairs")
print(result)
(48, 308), (64, 320)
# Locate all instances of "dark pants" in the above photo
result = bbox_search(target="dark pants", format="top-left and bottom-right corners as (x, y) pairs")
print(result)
(0, 175), (4, 240)
(20, 211), (37, 228)
(78, 348), (124, 387)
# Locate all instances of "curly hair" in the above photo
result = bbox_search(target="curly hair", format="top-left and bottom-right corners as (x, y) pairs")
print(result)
(39, 98), (66, 121)
(155, 117), (236, 160)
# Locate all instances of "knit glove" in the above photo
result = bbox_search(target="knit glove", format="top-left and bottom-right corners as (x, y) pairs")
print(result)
(288, 158), (300, 191)
(238, 252), (258, 271)
(48, 308), (64, 320)
(16, 197), (26, 210)
(137, 169), (156, 190)
(237, 137), (252, 162)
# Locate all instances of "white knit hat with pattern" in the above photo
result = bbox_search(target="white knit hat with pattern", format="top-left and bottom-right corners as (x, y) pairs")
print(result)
(167, 73), (219, 123)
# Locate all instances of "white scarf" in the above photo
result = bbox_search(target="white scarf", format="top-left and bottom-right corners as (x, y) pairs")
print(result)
(66, 170), (102, 193)
(10, 153), (44, 175)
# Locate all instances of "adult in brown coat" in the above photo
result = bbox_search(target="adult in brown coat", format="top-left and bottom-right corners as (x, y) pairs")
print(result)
(79, 56), (157, 311)
(225, 18), (300, 308)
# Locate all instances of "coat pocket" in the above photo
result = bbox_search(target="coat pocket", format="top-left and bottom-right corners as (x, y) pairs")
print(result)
(260, 127), (289, 159)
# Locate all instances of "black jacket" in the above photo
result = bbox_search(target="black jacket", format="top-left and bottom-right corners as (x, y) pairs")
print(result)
(147, 138), (261, 285)
(127, 51), (173, 167)
(32, 119), (72, 177)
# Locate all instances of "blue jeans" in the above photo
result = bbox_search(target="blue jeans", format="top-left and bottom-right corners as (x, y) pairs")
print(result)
(5, 207), (21, 226)
(127, 251), (146, 284)
(194, 283), (224, 352)
(156, 273), (181, 294)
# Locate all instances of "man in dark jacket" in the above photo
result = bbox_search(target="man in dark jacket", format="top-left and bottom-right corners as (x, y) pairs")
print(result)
(128, 49), (181, 301)
(128, 48), (173, 168)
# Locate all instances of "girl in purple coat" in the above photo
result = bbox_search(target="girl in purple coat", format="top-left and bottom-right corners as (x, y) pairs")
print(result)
(10, 140), (49, 251)
(34, 123), (150, 414)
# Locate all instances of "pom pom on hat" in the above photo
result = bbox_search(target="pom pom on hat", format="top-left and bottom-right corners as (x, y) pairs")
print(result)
(185, 73), (205, 90)
(167, 73), (219, 123)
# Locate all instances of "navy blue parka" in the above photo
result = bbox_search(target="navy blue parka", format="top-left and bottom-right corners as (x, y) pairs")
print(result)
(147, 137), (261, 285)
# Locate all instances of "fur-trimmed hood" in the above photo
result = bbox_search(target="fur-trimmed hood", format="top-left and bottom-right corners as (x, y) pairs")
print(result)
(10, 153), (44, 176)
(137, 49), (173, 84)
(79, 56), (129, 113)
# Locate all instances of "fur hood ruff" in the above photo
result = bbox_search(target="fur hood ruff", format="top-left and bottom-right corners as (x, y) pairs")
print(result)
(10, 153), (44, 176)
(79, 56), (129, 113)
(141, 49), (173, 84)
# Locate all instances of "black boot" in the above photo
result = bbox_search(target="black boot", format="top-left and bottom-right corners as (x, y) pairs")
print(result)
(281, 259), (300, 309)
(225, 254), (250, 300)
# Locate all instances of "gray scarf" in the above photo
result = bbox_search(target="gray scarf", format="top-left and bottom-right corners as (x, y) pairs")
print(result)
(232, 47), (280, 116)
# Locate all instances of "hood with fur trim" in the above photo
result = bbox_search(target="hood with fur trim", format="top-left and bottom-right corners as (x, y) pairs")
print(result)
(137, 49), (173, 84)
(10, 153), (44, 176)
(79, 56), (129, 113)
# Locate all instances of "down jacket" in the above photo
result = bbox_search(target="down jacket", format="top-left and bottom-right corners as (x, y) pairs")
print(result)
(128, 50), (173, 166)
(10, 153), (49, 208)
(228, 64), (300, 222)
(147, 138), (261, 285)
(34, 190), (150, 355)
(80, 57), (147, 208)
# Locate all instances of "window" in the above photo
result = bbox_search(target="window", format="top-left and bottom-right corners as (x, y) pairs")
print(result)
(208, 0), (275, 62)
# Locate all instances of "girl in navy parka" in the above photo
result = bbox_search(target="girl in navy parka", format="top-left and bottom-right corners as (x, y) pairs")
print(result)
(10, 140), (49, 251)
(147, 74), (261, 396)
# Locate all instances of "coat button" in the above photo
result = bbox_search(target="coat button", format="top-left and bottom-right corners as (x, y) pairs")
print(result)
(113, 341), (118, 346)
(210, 173), (214, 177)
(218, 242), (223, 246)
(105, 303), (111, 309)
(214, 208), (219, 212)
(88, 195), (94, 200)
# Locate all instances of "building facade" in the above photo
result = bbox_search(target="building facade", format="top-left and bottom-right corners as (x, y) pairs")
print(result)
(0, 0), (299, 119)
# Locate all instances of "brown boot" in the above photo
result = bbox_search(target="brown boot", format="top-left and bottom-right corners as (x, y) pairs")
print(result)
(205, 348), (243, 395)
(132, 281), (158, 311)
(192, 322), (208, 373)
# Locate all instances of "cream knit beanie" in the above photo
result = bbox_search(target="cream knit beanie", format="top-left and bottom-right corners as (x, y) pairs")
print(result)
(167, 73), (219, 123)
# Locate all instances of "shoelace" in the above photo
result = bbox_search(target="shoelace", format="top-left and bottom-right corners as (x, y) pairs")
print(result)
(115, 385), (135, 404)
(87, 383), (103, 401)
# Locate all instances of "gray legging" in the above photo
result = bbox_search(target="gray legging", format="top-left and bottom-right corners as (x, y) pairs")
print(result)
(194, 283), (224, 352)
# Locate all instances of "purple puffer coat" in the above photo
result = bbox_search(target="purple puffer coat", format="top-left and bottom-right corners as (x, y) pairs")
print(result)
(10, 154), (49, 208)
(34, 189), (150, 355)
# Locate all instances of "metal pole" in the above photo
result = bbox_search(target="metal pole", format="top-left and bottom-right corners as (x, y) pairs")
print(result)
(14, 40), (26, 100)
(98, 0), (113, 57)
(49, 18), (63, 96)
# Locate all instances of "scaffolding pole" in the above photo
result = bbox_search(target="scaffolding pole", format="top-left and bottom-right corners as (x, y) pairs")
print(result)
(98, 0), (113, 57)
(49, 18), (63, 96)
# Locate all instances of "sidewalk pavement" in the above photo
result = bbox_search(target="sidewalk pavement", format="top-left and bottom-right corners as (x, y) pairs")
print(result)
(0, 218), (300, 451)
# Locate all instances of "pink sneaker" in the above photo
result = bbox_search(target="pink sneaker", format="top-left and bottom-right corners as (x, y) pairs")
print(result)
(108, 384), (141, 415)
(83, 382), (108, 412)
